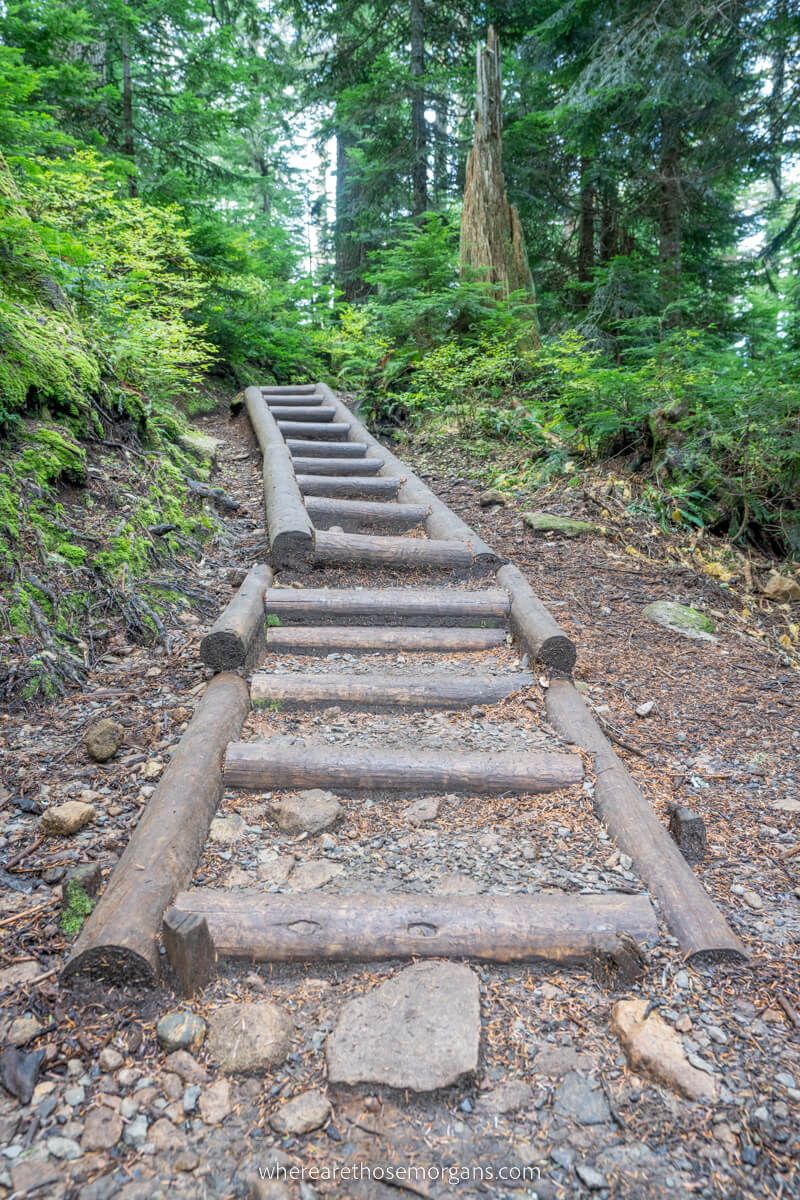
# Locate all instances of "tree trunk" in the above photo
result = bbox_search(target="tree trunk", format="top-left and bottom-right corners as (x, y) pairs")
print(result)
(599, 180), (618, 264)
(577, 157), (595, 303)
(432, 96), (448, 202)
(658, 115), (681, 319)
(334, 128), (367, 302)
(459, 27), (539, 344)
(769, 0), (786, 199)
(410, 0), (427, 215)
(121, 31), (137, 196)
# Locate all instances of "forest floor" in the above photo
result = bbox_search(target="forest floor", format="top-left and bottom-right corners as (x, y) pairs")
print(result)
(0, 392), (798, 1200)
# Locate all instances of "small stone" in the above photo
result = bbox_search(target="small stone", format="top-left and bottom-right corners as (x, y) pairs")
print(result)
(402, 797), (440, 826)
(207, 1003), (293, 1073)
(64, 1086), (85, 1107)
(771, 798), (800, 814)
(288, 860), (344, 891)
(611, 998), (717, 1101)
(268, 790), (343, 834)
(199, 1079), (232, 1125)
(183, 1084), (201, 1114)
(46, 1136), (82, 1161)
(642, 601), (715, 641)
(225, 867), (253, 888)
(65, 862), (103, 897)
(40, 801), (96, 836)
(476, 1080), (534, 1115)
(0, 961), (41, 989)
(675, 1015), (692, 1034)
(269, 1090), (331, 1136)
(123, 1114), (149, 1146)
(141, 759), (164, 780)
(533, 1045), (596, 1077)
(257, 852), (295, 885)
(327, 962), (480, 1091)
(156, 1011), (207, 1053)
(82, 1106), (123, 1151)
(523, 512), (605, 537)
(98, 1047), (123, 1072)
(85, 719), (124, 763)
(7, 1015), (42, 1047)
(163, 1050), (207, 1083)
(149, 1117), (187, 1152)
(553, 1073), (611, 1125)
(479, 489), (507, 508)
(209, 813), (246, 844)
(575, 1165), (607, 1190)
(742, 890), (763, 910)
(635, 701), (655, 717)
(175, 1151), (200, 1172)
(433, 872), (480, 896)
(760, 571), (800, 602)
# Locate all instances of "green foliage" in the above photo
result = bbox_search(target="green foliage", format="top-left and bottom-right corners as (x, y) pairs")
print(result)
(60, 879), (94, 935)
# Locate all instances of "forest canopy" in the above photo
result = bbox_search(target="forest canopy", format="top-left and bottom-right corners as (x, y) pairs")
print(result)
(0, 0), (798, 596)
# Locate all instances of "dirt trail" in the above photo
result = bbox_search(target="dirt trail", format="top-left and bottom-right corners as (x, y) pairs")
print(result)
(0, 397), (798, 1200)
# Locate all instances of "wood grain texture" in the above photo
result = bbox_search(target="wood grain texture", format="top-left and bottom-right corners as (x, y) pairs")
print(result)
(200, 563), (273, 671)
(291, 457), (383, 476)
(250, 670), (534, 709)
(265, 624), (508, 654)
(268, 405), (337, 422)
(243, 386), (313, 568)
(170, 890), (657, 963)
(261, 384), (318, 394)
(277, 420), (350, 440)
(286, 439), (367, 457)
(297, 475), (401, 500)
(264, 585), (511, 624)
(224, 740), (583, 794)
(63, 673), (250, 986)
(313, 530), (475, 568)
(262, 393), (323, 406)
(304, 496), (429, 532)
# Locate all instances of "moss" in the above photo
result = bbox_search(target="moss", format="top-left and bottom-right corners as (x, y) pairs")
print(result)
(60, 878), (94, 935)
(16, 423), (87, 487)
(265, 613), (282, 628)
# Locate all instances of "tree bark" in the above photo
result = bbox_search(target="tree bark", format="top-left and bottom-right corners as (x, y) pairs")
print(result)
(410, 0), (427, 215)
(577, 157), (595, 300)
(432, 95), (449, 202)
(459, 27), (539, 344)
(334, 127), (367, 301)
(121, 31), (137, 196)
(658, 115), (682, 319)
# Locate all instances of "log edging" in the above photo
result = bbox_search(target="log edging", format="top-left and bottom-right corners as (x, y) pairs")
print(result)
(62, 673), (250, 986)
(244, 386), (314, 568)
(199, 563), (273, 672)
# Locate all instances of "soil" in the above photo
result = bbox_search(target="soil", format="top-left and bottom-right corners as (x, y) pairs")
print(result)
(0, 396), (798, 1200)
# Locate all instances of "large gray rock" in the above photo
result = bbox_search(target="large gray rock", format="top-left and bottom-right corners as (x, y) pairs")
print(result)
(642, 601), (715, 641)
(269, 790), (343, 834)
(326, 962), (480, 1091)
(207, 1003), (292, 1073)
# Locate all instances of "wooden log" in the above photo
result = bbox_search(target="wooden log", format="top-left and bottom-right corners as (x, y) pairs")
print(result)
(277, 420), (350, 440)
(286, 439), (367, 458)
(313, 530), (475, 569)
(668, 805), (707, 863)
(261, 384), (318, 395)
(497, 563), (577, 675)
(162, 909), (217, 997)
(244, 386), (314, 568)
(266, 624), (508, 655)
(251, 670), (534, 710)
(544, 677), (747, 962)
(200, 564), (273, 671)
(291, 457), (383, 476)
(63, 673), (250, 986)
(262, 393), (323, 406)
(268, 405), (337, 422)
(224, 740), (583, 794)
(304, 496), (429, 532)
(297, 475), (401, 500)
(170, 890), (658, 964)
(264, 585), (511, 625)
(317, 384), (503, 565)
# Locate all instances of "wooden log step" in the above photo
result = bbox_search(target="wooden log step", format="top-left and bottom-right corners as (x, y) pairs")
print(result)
(291, 457), (383, 476)
(250, 670), (534, 710)
(262, 384), (317, 395)
(286, 439), (367, 458)
(313, 530), (474, 569)
(200, 563), (273, 671)
(265, 624), (508, 654)
(298, 476), (401, 500)
(168, 890), (658, 965)
(264, 586), (511, 626)
(277, 421), (350, 440)
(224, 741), (583, 794)
(305, 496), (429, 532)
(262, 393), (323, 406)
(268, 405), (337, 422)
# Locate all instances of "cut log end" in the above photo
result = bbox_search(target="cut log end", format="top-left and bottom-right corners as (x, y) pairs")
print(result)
(61, 945), (156, 988)
(271, 529), (314, 570)
(539, 634), (578, 676)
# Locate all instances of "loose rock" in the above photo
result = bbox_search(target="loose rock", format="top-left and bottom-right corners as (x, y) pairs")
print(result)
(611, 998), (717, 1101)
(156, 1011), (207, 1054)
(82, 1106), (123, 1152)
(402, 797), (440, 825)
(84, 718), (124, 763)
(642, 601), (715, 641)
(40, 801), (96, 836)
(209, 813), (246, 844)
(207, 1003), (293, 1073)
(199, 1079), (232, 1125)
(553, 1072), (611, 1125)
(327, 962), (480, 1091)
(269, 1089), (331, 1136)
(288, 859), (344, 891)
(268, 789), (343, 834)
